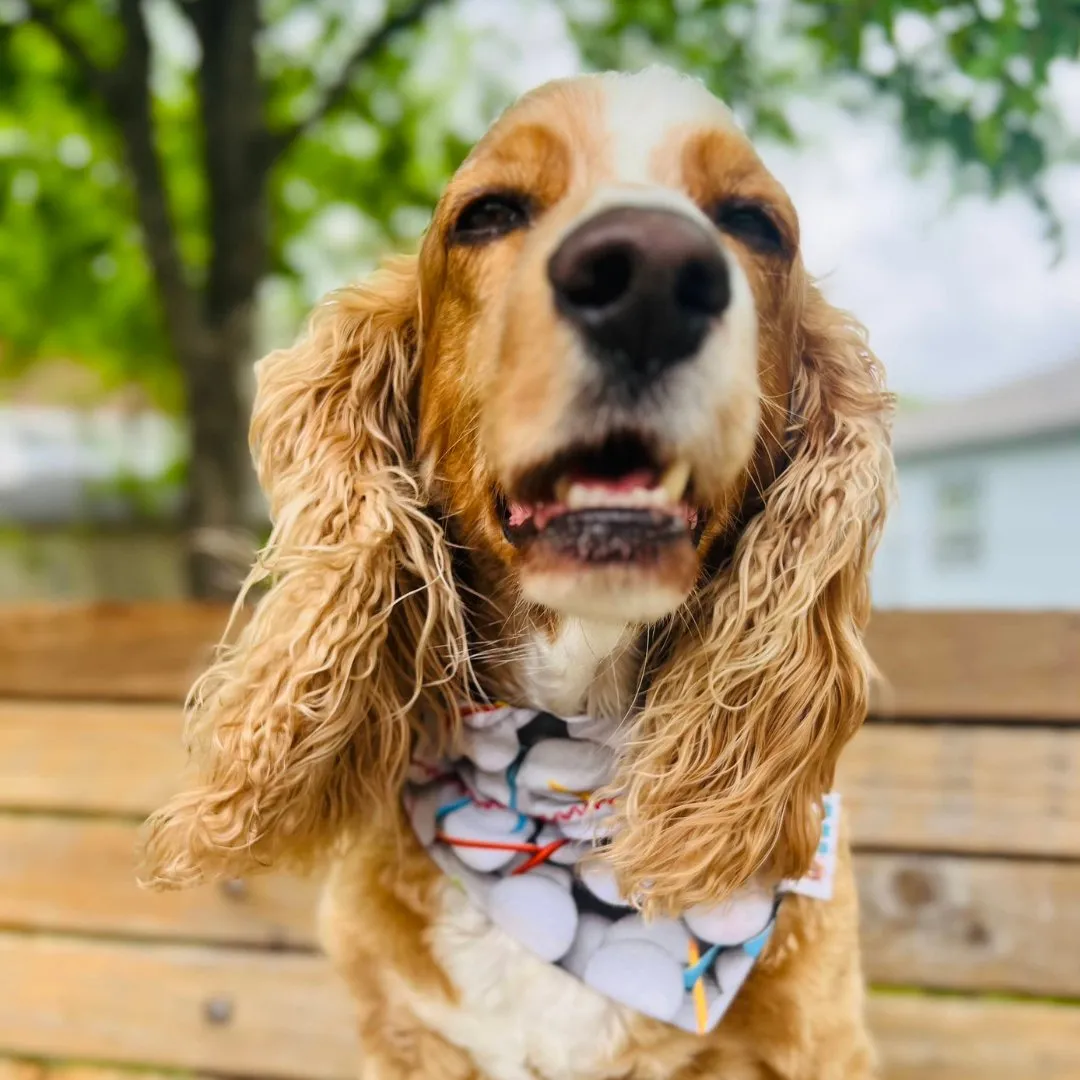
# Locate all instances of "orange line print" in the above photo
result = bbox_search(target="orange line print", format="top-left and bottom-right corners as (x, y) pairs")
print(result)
(547, 779), (593, 801)
(687, 939), (708, 1035)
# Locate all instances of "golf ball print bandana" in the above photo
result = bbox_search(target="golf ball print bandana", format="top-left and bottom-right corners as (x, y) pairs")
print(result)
(404, 702), (839, 1035)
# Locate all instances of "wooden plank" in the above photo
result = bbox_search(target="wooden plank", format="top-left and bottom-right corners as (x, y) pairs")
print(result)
(2, 976), (1077, 1080)
(0, 816), (320, 947)
(0, 1062), (204, 1080)
(0, 1065), (40, 1080)
(4, 818), (1074, 997)
(869, 994), (1080, 1080)
(867, 610), (1080, 721)
(0, 934), (356, 1080)
(0, 602), (232, 702)
(2, 604), (1077, 719)
(4, 701), (1078, 857)
(840, 723), (1080, 858)
(858, 853), (1080, 997)
(0, 702), (181, 815)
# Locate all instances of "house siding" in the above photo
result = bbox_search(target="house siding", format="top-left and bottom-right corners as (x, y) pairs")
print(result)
(873, 431), (1080, 609)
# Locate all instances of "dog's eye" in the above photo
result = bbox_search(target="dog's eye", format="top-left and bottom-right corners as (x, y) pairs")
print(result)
(710, 200), (787, 255)
(452, 193), (530, 244)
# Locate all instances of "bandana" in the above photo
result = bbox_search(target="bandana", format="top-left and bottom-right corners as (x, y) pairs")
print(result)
(404, 702), (839, 1035)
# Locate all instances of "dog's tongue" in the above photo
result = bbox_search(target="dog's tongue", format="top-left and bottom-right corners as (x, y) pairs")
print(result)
(508, 470), (659, 530)
(566, 468), (657, 492)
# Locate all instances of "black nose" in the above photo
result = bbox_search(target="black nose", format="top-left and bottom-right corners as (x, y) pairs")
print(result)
(548, 207), (730, 392)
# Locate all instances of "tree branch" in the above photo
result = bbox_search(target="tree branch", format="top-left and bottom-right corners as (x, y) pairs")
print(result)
(171, 0), (211, 40)
(108, 0), (204, 359)
(22, 0), (117, 102)
(266, 0), (449, 163)
(195, 1), (268, 326)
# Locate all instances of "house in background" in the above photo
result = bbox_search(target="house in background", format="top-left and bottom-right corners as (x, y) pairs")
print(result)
(873, 359), (1080, 609)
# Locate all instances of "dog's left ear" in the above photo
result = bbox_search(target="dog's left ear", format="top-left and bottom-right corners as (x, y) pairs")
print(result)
(139, 255), (467, 889)
(606, 280), (894, 915)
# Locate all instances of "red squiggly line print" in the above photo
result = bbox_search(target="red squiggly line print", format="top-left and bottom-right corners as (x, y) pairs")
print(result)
(549, 797), (616, 822)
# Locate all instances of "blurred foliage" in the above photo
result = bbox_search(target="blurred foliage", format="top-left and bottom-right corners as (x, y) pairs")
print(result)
(0, 9), (162, 395)
(572, 1), (1079, 194)
(0, 0), (1077, 409)
(0, 0), (483, 407)
(804, 0), (1080, 203)
(85, 455), (186, 521)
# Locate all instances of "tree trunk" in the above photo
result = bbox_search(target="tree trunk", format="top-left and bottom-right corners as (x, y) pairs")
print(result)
(116, 86), (263, 600)
(98, 0), (260, 599)
(178, 313), (257, 600)
(26, 0), (443, 600)
(179, 0), (267, 600)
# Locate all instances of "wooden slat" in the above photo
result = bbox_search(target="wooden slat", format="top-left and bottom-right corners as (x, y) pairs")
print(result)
(0, 816), (320, 947)
(0, 702), (181, 815)
(2, 972), (1078, 1080)
(840, 724), (1080, 858)
(0, 1062), (203, 1080)
(0, 934), (356, 1080)
(5, 818), (1075, 998)
(5, 700), (1076, 857)
(867, 610), (1080, 721)
(0, 602), (231, 702)
(858, 853), (1080, 997)
(869, 994), (1080, 1080)
(2, 605), (1077, 719)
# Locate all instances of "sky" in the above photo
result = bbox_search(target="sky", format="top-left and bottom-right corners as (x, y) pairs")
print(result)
(765, 102), (1080, 402)
(450, 0), (1080, 403)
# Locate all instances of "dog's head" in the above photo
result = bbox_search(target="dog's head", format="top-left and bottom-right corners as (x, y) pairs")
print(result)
(418, 70), (785, 622)
(141, 69), (893, 910)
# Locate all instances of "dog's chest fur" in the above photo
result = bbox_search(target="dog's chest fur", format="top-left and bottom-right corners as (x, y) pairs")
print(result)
(396, 617), (644, 1080)
(393, 882), (635, 1080)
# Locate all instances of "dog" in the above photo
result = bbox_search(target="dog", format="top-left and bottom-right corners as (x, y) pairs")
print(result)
(141, 66), (894, 1080)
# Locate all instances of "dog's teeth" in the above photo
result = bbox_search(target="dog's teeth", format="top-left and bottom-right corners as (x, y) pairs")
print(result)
(565, 483), (596, 509)
(565, 483), (668, 510)
(561, 470), (688, 512)
(659, 460), (691, 502)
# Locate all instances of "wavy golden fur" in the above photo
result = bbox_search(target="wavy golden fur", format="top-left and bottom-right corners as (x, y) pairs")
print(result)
(606, 286), (890, 914)
(141, 256), (469, 887)
(141, 67), (893, 1080)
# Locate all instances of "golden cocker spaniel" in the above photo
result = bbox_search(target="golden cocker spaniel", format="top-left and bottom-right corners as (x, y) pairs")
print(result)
(142, 66), (894, 1080)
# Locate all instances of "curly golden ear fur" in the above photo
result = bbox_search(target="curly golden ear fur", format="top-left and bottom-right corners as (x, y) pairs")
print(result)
(604, 281), (894, 915)
(139, 256), (467, 889)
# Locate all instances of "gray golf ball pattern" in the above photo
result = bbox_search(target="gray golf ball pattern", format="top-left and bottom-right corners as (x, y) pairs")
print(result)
(404, 703), (836, 1035)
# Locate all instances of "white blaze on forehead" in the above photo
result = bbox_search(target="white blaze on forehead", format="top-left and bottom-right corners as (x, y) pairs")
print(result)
(571, 184), (715, 240)
(598, 66), (738, 185)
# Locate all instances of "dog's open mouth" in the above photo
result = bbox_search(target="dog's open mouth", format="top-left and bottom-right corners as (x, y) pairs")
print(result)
(500, 433), (703, 564)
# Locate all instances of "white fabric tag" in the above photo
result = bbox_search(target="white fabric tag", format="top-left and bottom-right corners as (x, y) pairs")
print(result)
(780, 792), (840, 901)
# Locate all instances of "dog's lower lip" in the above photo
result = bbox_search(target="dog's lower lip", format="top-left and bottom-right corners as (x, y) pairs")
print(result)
(532, 507), (690, 564)
(499, 492), (706, 561)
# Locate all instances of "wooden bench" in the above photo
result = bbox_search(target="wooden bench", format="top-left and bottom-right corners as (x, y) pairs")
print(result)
(1, 605), (1078, 1079)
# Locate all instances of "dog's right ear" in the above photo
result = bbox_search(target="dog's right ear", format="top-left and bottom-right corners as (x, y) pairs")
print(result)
(139, 255), (467, 889)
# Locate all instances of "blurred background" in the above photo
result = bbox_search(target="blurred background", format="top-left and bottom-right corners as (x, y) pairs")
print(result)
(0, 0), (1077, 604)
(0, 2), (1078, 1080)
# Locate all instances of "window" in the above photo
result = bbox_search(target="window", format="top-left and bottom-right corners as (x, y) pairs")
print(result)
(933, 475), (982, 568)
